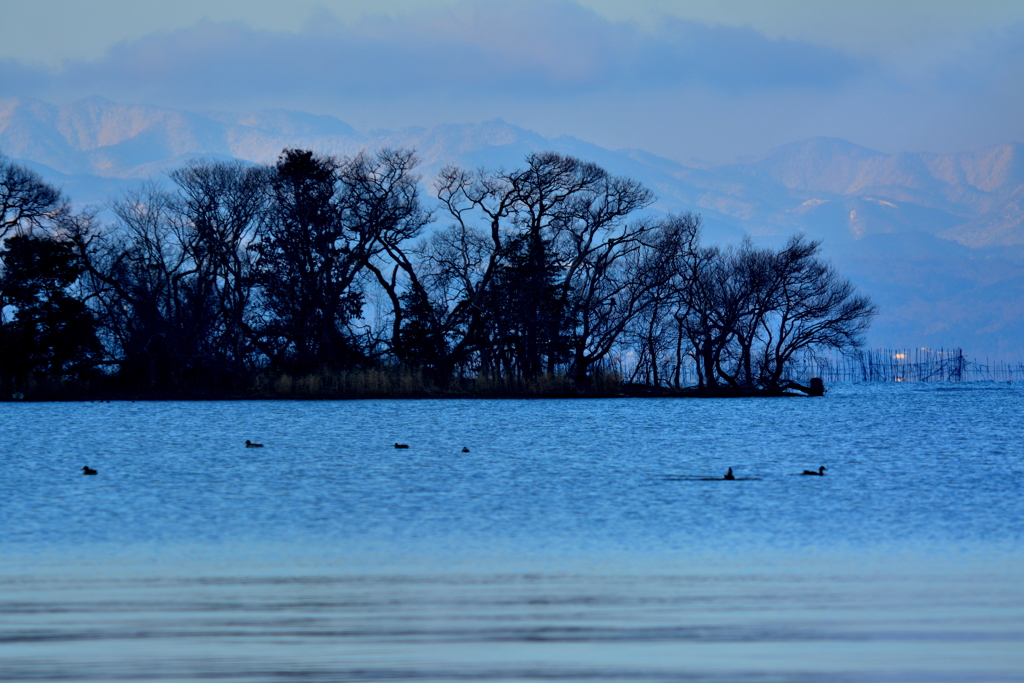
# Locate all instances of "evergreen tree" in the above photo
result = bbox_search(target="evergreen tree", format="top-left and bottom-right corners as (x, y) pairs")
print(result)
(0, 234), (102, 389)
(479, 231), (569, 378)
(395, 281), (447, 371)
(254, 149), (364, 373)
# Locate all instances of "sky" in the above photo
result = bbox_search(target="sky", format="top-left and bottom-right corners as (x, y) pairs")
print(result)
(2, 0), (1024, 163)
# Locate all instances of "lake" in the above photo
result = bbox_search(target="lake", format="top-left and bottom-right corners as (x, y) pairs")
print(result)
(2, 383), (1023, 681)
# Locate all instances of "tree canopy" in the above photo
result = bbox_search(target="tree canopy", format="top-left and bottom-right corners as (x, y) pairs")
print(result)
(0, 149), (875, 397)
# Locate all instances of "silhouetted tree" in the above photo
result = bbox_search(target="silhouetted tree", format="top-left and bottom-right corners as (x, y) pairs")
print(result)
(477, 230), (569, 378)
(394, 280), (447, 370)
(76, 161), (270, 390)
(0, 234), (102, 389)
(1, 154), (67, 241)
(409, 164), (517, 378)
(625, 213), (702, 388)
(337, 148), (431, 362)
(253, 148), (427, 374)
(723, 240), (777, 389)
(253, 150), (360, 373)
(81, 182), (196, 388)
(422, 153), (655, 385)
(673, 234), (875, 393)
(0, 146), (875, 397)
(168, 159), (269, 381)
(512, 153), (656, 385)
(752, 235), (876, 393)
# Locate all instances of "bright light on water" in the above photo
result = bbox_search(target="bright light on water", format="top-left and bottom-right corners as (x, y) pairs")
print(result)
(2, 383), (1022, 681)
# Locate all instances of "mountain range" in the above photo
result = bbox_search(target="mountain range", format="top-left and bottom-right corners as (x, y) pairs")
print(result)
(3, 96), (1023, 360)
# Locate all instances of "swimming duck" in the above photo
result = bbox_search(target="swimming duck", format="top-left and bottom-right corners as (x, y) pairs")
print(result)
(462, 447), (470, 453)
(723, 467), (735, 480)
(82, 466), (97, 475)
(394, 443), (409, 449)
(245, 440), (264, 448)
(801, 466), (826, 475)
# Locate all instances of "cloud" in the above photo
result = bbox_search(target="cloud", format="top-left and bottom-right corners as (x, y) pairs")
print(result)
(931, 22), (1024, 93)
(2, 0), (1022, 164)
(640, 18), (867, 92)
(0, 0), (866, 108)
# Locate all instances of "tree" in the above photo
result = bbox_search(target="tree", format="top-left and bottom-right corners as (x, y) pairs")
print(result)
(394, 280), (447, 370)
(76, 163), (270, 390)
(676, 242), (734, 390)
(477, 230), (569, 378)
(419, 164), (521, 378)
(516, 153), (656, 385)
(1, 145), (874, 397)
(624, 213), (702, 388)
(0, 233), (102, 389)
(1, 154), (67, 241)
(421, 152), (656, 385)
(752, 235), (876, 393)
(81, 182), (196, 388)
(0, 154), (89, 390)
(253, 148), (428, 374)
(168, 159), (269, 379)
(337, 148), (431, 362)
(253, 149), (358, 373)
(675, 234), (875, 394)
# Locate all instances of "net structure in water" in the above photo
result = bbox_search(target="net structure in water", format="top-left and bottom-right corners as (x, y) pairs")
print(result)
(613, 346), (1024, 388)
(791, 348), (1024, 383)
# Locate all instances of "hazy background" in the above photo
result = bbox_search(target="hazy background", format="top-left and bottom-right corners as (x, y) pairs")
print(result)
(2, 0), (1024, 359)
(3, 0), (1024, 163)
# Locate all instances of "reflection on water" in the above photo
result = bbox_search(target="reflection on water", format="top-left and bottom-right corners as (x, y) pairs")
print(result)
(5, 550), (1024, 682)
(2, 383), (1023, 681)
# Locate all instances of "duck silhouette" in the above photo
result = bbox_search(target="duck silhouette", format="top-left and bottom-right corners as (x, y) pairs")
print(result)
(394, 443), (409, 449)
(723, 467), (735, 480)
(462, 447), (470, 453)
(801, 466), (827, 476)
(82, 466), (97, 475)
(245, 440), (264, 448)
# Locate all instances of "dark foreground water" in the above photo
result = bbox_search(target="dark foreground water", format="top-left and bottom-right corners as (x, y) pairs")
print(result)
(2, 383), (1023, 681)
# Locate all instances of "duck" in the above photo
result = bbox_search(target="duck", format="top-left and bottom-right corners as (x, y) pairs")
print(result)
(801, 466), (827, 476)
(245, 440), (264, 448)
(723, 467), (735, 480)
(394, 443), (409, 449)
(462, 447), (470, 453)
(82, 466), (97, 475)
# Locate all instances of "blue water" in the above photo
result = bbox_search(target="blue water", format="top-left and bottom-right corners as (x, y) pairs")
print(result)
(2, 383), (1023, 681)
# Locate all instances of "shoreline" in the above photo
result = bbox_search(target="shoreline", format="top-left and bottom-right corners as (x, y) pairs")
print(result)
(3, 384), (821, 402)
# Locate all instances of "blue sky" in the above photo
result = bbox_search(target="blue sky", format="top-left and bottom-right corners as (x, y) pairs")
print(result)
(2, 0), (1024, 163)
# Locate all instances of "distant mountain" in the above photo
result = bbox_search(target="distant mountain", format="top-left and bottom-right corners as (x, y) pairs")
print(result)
(3, 96), (1024, 359)
(4, 97), (1023, 245)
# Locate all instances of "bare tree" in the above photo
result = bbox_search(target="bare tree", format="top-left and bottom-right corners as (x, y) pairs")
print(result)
(253, 148), (428, 373)
(1, 154), (68, 241)
(416, 164), (520, 378)
(338, 149), (431, 362)
(753, 235), (876, 393)
(87, 182), (210, 387)
(73, 160), (271, 389)
(168, 159), (269, 377)
(534, 155), (657, 385)
(624, 213), (702, 387)
(676, 233), (875, 394)
(7, 145), (876, 397)
(419, 153), (658, 385)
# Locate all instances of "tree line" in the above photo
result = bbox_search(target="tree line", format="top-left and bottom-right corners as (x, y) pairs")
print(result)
(0, 148), (875, 397)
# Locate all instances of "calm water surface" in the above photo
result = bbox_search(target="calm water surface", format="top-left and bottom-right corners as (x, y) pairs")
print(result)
(2, 383), (1022, 681)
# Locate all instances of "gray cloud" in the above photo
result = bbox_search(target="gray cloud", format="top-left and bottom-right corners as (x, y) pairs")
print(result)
(2, 0), (1022, 163)
(0, 0), (867, 107)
